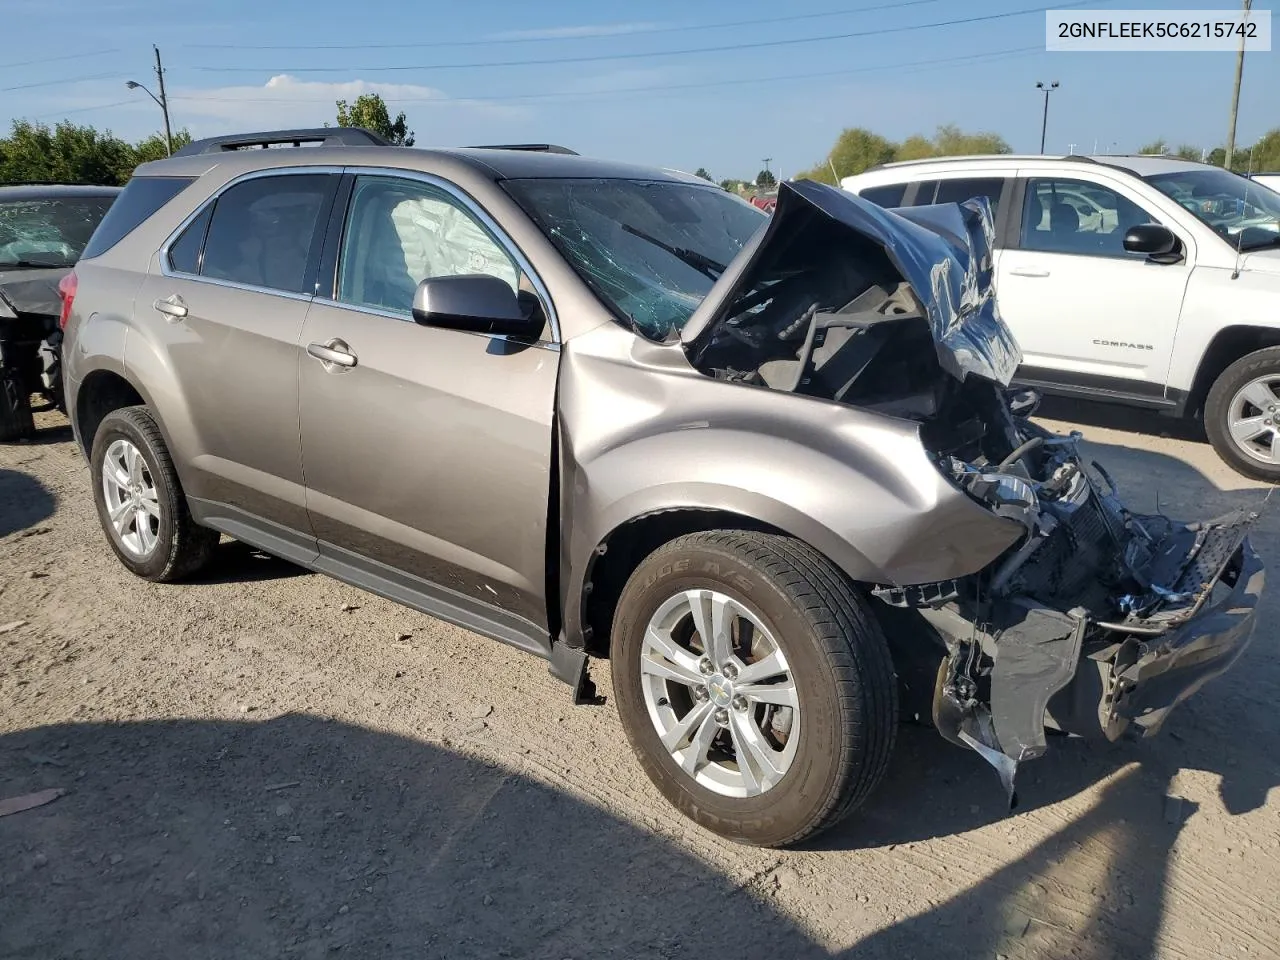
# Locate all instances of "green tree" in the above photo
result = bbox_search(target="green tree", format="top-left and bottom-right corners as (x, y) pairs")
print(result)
(798, 127), (897, 184)
(895, 134), (936, 162)
(693, 167), (713, 181)
(719, 178), (745, 192)
(0, 120), (197, 186)
(1207, 146), (1227, 167)
(1174, 143), (1202, 161)
(931, 123), (1011, 156)
(335, 94), (414, 146)
(756, 169), (777, 188)
(1139, 138), (1169, 156)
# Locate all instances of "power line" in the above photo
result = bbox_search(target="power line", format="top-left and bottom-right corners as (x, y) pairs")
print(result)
(181, 0), (947, 50)
(29, 99), (136, 121)
(1, 72), (123, 93)
(189, 0), (1111, 74)
(0, 49), (122, 71)
(169, 44), (1043, 107)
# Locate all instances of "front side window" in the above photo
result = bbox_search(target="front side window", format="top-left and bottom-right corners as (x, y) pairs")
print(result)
(336, 176), (519, 315)
(1146, 167), (1280, 251)
(200, 174), (332, 294)
(1020, 177), (1157, 257)
(0, 195), (117, 269)
(504, 177), (766, 339)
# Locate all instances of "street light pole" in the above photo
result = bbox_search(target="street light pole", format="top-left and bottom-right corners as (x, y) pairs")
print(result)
(126, 46), (172, 156)
(154, 45), (172, 156)
(1036, 81), (1059, 154)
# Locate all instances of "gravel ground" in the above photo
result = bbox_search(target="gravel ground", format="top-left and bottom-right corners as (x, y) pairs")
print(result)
(2, 399), (1278, 960)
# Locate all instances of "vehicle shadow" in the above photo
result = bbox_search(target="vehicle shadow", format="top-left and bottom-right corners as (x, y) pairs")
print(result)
(0, 467), (56, 537)
(1036, 396), (1207, 444)
(6, 422), (77, 447)
(0, 716), (834, 960)
(187, 538), (309, 584)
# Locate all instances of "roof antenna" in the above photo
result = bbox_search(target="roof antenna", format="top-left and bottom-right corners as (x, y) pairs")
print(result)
(1231, 141), (1259, 280)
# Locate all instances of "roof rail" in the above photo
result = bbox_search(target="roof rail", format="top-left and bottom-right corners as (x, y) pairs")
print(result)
(172, 127), (391, 157)
(466, 143), (578, 155)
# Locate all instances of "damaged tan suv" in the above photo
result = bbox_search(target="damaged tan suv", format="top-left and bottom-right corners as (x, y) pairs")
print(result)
(60, 128), (1264, 847)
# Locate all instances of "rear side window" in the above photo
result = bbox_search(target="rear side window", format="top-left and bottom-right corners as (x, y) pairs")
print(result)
(199, 174), (333, 294)
(858, 183), (907, 207)
(910, 180), (941, 205)
(81, 177), (193, 260)
(933, 177), (1006, 217)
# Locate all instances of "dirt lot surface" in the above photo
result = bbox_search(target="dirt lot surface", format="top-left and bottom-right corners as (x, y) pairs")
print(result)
(2, 400), (1279, 959)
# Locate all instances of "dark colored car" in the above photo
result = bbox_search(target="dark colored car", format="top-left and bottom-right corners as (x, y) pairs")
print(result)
(0, 183), (120, 439)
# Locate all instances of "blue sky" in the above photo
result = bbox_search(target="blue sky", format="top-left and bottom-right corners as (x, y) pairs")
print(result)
(2, 0), (1276, 179)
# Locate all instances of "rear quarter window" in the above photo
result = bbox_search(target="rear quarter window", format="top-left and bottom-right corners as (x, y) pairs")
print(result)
(857, 183), (908, 208)
(81, 176), (194, 260)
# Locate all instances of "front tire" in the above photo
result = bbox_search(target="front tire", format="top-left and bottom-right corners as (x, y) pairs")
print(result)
(1205, 346), (1280, 483)
(610, 530), (897, 848)
(90, 406), (218, 581)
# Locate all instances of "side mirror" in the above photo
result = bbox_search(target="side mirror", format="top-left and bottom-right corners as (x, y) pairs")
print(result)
(1123, 223), (1180, 262)
(411, 274), (541, 338)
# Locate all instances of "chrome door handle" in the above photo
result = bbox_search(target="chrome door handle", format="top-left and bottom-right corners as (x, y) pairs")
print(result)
(1009, 268), (1050, 278)
(307, 340), (357, 368)
(153, 294), (188, 320)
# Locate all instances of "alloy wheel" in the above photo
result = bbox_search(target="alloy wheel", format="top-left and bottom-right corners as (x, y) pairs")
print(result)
(1227, 375), (1280, 465)
(639, 589), (800, 798)
(101, 438), (161, 557)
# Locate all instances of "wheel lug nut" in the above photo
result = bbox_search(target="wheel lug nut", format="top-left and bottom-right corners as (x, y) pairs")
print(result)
(694, 685), (709, 701)
(732, 696), (747, 711)
(722, 662), (738, 680)
(713, 708), (729, 726)
(698, 658), (714, 675)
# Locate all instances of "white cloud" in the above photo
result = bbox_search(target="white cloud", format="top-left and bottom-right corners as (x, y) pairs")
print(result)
(164, 75), (532, 141)
(489, 22), (664, 41)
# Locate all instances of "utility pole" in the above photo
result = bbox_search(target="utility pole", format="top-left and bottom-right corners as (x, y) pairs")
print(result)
(127, 46), (173, 156)
(1224, 0), (1252, 170)
(154, 45), (172, 156)
(1036, 81), (1059, 154)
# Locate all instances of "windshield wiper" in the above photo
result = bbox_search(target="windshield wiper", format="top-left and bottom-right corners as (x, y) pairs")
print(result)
(621, 223), (727, 280)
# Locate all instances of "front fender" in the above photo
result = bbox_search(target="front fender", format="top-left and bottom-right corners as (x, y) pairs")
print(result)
(557, 323), (1022, 646)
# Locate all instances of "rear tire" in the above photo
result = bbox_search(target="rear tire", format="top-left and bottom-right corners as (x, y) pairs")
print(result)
(90, 406), (218, 581)
(1205, 346), (1280, 483)
(0, 353), (35, 442)
(610, 530), (897, 848)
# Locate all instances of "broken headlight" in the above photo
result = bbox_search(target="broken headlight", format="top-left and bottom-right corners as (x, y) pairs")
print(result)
(942, 458), (1039, 526)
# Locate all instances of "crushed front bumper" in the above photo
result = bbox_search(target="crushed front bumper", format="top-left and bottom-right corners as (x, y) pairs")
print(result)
(1056, 526), (1264, 743)
(927, 510), (1264, 804)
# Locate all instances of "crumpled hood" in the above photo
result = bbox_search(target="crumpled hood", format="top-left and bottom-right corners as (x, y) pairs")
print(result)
(681, 179), (1022, 385)
(0, 267), (68, 319)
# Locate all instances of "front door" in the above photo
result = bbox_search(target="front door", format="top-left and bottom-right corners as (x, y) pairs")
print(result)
(133, 171), (338, 533)
(298, 173), (559, 646)
(996, 175), (1192, 401)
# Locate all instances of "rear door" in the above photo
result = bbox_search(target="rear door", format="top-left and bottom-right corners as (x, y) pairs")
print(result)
(133, 170), (340, 536)
(997, 173), (1192, 400)
(297, 171), (559, 648)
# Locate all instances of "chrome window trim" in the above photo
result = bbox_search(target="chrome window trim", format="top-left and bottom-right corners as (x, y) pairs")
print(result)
(158, 165), (346, 300)
(339, 165), (561, 344)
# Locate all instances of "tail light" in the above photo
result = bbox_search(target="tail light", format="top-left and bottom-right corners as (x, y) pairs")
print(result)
(57, 270), (77, 330)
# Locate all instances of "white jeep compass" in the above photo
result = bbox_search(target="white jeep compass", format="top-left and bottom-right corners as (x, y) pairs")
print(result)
(841, 155), (1280, 481)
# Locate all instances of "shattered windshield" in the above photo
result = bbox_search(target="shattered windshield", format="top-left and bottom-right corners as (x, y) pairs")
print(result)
(0, 196), (116, 269)
(503, 177), (766, 339)
(1146, 169), (1280, 250)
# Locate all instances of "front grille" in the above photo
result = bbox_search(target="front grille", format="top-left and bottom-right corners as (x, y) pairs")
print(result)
(1013, 494), (1117, 611)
